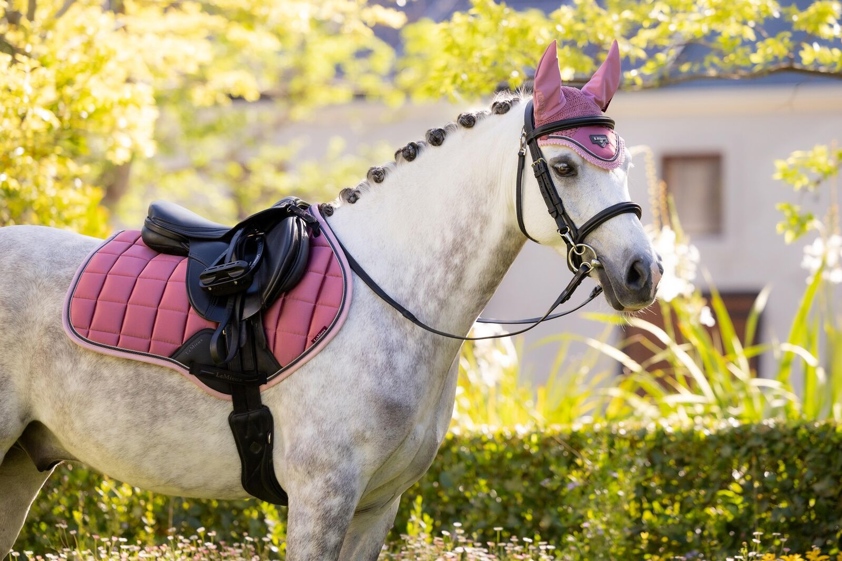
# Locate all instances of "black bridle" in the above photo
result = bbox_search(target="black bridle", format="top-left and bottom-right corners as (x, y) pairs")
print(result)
(334, 101), (643, 341)
(516, 100), (642, 272)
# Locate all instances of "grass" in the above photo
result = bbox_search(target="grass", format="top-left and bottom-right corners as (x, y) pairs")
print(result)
(11, 527), (839, 561)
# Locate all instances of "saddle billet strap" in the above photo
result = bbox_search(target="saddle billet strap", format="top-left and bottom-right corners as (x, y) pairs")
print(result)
(191, 327), (288, 505)
(209, 294), (244, 365)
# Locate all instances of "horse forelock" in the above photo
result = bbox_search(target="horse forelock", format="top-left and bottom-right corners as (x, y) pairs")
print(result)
(331, 92), (525, 207)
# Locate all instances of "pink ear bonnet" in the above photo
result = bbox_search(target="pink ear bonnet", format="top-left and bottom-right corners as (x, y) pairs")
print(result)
(532, 40), (625, 170)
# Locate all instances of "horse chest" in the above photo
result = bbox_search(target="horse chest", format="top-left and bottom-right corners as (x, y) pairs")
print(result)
(353, 355), (460, 509)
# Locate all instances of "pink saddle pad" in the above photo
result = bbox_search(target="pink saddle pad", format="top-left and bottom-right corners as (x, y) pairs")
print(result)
(63, 205), (351, 400)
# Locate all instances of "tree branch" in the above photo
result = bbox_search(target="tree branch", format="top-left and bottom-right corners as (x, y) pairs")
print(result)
(54, 0), (76, 19)
(0, 36), (21, 58)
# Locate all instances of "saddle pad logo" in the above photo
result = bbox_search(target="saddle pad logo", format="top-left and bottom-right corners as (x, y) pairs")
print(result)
(589, 134), (610, 148)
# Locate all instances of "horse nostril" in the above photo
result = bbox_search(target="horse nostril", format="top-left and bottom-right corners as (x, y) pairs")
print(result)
(625, 259), (649, 291)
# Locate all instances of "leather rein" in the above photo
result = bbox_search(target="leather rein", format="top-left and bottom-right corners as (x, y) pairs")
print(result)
(335, 100), (642, 342)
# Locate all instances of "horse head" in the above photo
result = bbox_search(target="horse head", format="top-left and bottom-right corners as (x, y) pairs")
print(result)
(518, 40), (662, 311)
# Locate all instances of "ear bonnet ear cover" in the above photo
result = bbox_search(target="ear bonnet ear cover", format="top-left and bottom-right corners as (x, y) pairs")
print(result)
(532, 40), (625, 170)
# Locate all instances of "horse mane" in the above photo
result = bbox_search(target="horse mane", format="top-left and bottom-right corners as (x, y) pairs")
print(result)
(332, 91), (524, 208)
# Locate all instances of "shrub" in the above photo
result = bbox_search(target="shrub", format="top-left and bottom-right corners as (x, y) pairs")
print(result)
(19, 420), (842, 559)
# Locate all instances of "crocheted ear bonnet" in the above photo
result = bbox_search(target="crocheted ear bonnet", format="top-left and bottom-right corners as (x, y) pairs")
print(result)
(532, 40), (625, 170)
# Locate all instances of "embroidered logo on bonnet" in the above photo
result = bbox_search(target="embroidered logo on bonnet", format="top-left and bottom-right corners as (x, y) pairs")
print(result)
(533, 40), (625, 170)
(589, 134), (610, 148)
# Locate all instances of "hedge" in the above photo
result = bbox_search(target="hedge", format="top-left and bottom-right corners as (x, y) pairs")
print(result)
(18, 421), (842, 558)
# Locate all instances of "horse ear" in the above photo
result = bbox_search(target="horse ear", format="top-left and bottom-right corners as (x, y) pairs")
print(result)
(581, 40), (621, 111)
(533, 40), (566, 123)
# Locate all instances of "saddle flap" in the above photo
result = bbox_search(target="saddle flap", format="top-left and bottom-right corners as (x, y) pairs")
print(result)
(243, 217), (310, 318)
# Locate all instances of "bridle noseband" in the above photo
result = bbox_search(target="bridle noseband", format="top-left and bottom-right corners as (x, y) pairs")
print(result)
(333, 100), (644, 341)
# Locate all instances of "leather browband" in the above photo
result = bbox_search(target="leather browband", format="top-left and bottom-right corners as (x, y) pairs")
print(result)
(526, 115), (616, 144)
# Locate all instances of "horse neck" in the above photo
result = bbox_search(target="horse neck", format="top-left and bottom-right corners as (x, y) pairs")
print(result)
(327, 107), (526, 337)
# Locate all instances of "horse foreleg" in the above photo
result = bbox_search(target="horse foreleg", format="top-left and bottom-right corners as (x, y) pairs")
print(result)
(284, 470), (361, 561)
(338, 498), (400, 561)
(0, 443), (55, 559)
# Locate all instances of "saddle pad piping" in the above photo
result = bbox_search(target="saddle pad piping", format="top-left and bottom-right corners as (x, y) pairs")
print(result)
(62, 204), (352, 401)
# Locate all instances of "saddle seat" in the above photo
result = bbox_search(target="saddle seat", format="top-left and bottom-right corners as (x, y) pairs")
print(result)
(141, 200), (231, 255)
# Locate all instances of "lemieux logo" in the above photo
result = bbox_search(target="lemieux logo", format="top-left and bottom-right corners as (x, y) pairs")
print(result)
(589, 134), (610, 148)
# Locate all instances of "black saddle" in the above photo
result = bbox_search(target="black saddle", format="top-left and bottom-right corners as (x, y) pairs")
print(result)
(143, 197), (318, 365)
(141, 196), (321, 505)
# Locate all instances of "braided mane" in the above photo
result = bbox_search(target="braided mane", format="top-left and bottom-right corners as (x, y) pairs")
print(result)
(332, 92), (523, 207)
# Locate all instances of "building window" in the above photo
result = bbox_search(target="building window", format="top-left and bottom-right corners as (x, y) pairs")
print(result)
(663, 154), (723, 236)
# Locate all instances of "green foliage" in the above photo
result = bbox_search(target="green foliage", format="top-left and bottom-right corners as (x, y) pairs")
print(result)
(586, 287), (798, 424)
(399, 422), (842, 560)
(398, 0), (842, 100)
(452, 326), (643, 431)
(116, 0), (405, 221)
(22, 422), (842, 560)
(1, 0), (404, 232)
(775, 145), (842, 193)
(775, 202), (818, 244)
(19, 463), (275, 552)
(773, 142), (842, 421)
(121, 131), (392, 225)
(774, 144), (842, 243)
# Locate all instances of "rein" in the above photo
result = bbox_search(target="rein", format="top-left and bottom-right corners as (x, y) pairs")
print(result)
(331, 101), (643, 342)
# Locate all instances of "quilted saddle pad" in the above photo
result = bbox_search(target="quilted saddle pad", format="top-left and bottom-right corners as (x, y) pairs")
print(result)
(63, 206), (351, 400)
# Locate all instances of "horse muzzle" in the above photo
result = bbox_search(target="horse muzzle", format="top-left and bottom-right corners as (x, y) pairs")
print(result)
(596, 252), (663, 312)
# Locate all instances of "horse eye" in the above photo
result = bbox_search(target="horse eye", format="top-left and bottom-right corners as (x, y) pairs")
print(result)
(553, 161), (577, 177)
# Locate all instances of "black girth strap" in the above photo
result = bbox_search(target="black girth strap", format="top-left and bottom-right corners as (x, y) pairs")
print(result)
(229, 383), (288, 504)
